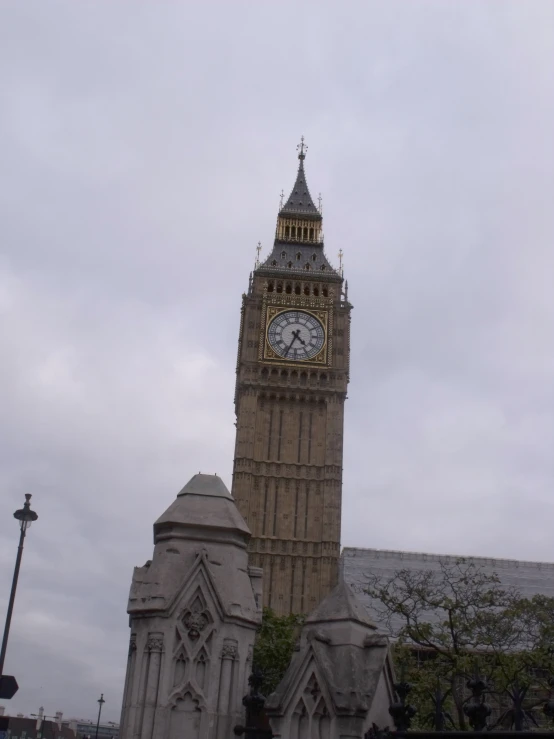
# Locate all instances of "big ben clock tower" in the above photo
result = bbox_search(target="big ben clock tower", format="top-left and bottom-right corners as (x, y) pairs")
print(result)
(232, 140), (352, 615)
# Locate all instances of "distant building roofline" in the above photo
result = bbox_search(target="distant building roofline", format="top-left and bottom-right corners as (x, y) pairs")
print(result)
(341, 546), (554, 571)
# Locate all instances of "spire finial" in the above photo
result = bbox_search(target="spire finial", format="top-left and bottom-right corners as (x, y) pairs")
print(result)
(338, 249), (344, 275)
(255, 241), (262, 268)
(318, 193), (323, 214)
(279, 189), (284, 209)
(297, 135), (307, 161)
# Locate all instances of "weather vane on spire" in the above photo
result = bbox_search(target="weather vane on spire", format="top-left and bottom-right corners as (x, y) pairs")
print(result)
(318, 193), (323, 214)
(338, 248), (344, 275)
(279, 189), (284, 209)
(297, 135), (308, 160)
(255, 241), (262, 268)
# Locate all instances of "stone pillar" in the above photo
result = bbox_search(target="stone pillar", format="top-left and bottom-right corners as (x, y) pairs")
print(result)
(141, 634), (163, 739)
(119, 634), (137, 737)
(216, 640), (238, 739)
(218, 640), (237, 714)
(133, 646), (150, 739)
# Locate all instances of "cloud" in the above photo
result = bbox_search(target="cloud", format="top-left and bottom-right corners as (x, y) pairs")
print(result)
(1, 0), (554, 722)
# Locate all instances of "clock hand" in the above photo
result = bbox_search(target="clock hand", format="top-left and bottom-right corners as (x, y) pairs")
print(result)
(284, 330), (300, 357)
(292, 328), (306, 346)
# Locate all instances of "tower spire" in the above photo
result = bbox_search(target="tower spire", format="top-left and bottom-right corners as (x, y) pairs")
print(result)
(279, 137), (321, 219)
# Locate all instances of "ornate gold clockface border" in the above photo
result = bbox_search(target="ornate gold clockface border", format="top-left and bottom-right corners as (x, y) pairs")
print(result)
(260, 304), (331, 366)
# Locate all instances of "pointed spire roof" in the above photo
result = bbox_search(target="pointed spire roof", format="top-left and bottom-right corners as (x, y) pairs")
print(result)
(154, 473), (250, 536)
(176, 473), (232, 499)
(305, 578), (378, 629)
(279, 137), (321, 220)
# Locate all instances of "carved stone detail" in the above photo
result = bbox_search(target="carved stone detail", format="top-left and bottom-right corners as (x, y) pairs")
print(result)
(147, 634), (164, 653)
(183, 610), (209, 641)
(221, 642), (238, 660)
(129, 634), (137, 655)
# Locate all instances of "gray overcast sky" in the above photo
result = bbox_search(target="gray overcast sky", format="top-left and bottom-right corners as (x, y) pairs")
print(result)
(1, 0), (553, 723)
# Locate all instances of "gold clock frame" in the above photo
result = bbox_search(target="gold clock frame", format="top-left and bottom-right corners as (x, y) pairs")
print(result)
(259, 287), (333, 367)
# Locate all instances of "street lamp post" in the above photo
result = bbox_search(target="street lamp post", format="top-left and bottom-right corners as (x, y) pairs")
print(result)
(0, 494), (38, 679)
(94, 694), (105, 739)
(31, 710), (57, 739)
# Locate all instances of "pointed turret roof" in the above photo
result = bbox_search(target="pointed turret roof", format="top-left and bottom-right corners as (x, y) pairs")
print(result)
(305, 578), (378, 629)
(279, 137), (321, 220)
(176, 473), (232, 499)
(154, 473), (250, 536)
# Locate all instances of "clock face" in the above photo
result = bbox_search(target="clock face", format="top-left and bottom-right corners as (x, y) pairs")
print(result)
(267, 310), (325, 361)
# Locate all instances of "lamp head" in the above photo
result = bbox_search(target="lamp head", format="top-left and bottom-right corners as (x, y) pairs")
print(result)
(14, 493), (38, 531)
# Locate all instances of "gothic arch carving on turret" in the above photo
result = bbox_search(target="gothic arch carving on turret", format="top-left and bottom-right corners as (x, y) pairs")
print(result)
(168, 555), (224, 700)
(166, 549), (226, 625)
(172, 649), (187, 688)
(168, 685), (206, 739)
(194, 646), (209, 692)
(172, 626), (214, 693)
(173, 586), (216, 652)
(180, 588), (213, 644)
(288, 668), (333, 739)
